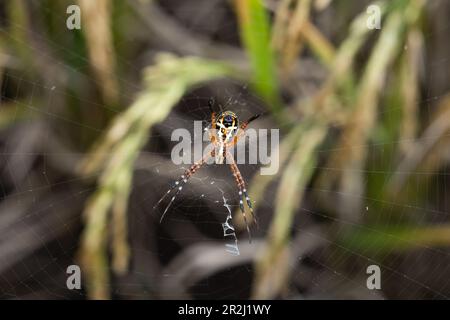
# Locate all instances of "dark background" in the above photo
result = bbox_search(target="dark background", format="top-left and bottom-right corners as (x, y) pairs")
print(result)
(0, 0), (450, 300)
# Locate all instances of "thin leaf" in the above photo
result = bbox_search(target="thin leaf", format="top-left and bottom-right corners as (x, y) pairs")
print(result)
(234, 0), (282, 117)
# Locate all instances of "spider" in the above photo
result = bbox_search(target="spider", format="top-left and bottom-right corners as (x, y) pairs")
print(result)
(155, 98), (260, 242)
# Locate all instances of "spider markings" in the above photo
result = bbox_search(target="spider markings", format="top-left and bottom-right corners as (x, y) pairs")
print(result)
(154, 98), (260, 243)
(215, 110), (239, 164)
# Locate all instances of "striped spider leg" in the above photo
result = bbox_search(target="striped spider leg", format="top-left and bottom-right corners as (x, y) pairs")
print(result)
(227, 113), (260, 149)
(224, 114), (260, 242)
(153, 99), (217, 223)
(225, 151), (257, 243)
(154, 149), (215, 223)
(207, 98), (218, 144)
(155, 99), (219, 222)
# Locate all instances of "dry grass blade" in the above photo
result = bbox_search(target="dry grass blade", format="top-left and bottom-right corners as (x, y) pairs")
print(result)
(273, 0), (334, 69)
(326, 1), (385, 80)
(273, 0), (312, 73)
(78, 0), (119, 106)
(317, 11), (405, 217)
(300, 20), (335, 67)
(6, 0), (34, 72)
(78, 54), (237, 299)
(389, 94), (450, 193)
(283, 0), (312, 71)
(399, 29), (422, 156)
(309, 1), (387, 119)
(294, 3), (388, 149)
(271, 0), (292, 52)
(252, 121), (327, 299)
(314, 0), (333, 11)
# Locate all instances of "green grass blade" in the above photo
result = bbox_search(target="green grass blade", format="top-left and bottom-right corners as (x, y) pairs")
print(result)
(234, 0), (282, 116)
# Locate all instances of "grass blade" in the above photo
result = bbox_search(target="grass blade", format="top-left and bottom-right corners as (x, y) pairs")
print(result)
(234, 0), (282, 117)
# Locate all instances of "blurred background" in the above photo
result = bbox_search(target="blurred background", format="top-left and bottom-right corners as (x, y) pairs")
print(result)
(0, 0), (450, 300)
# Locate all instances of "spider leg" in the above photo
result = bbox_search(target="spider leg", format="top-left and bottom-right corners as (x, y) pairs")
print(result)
(226, 152), (258, 243)
(241, 113), (261, 130)
(226, 151), (258, 227)
(207, 98), (218, 144)
(226, 113), (261, 148)
(228, 128), (245, 148)
(155, 150), (214, 223)
(241, 188), (258, 229)
(208, 98), (216, 130)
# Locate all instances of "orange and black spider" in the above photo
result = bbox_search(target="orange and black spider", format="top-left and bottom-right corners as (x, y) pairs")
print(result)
(155, 98), (260, 242)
